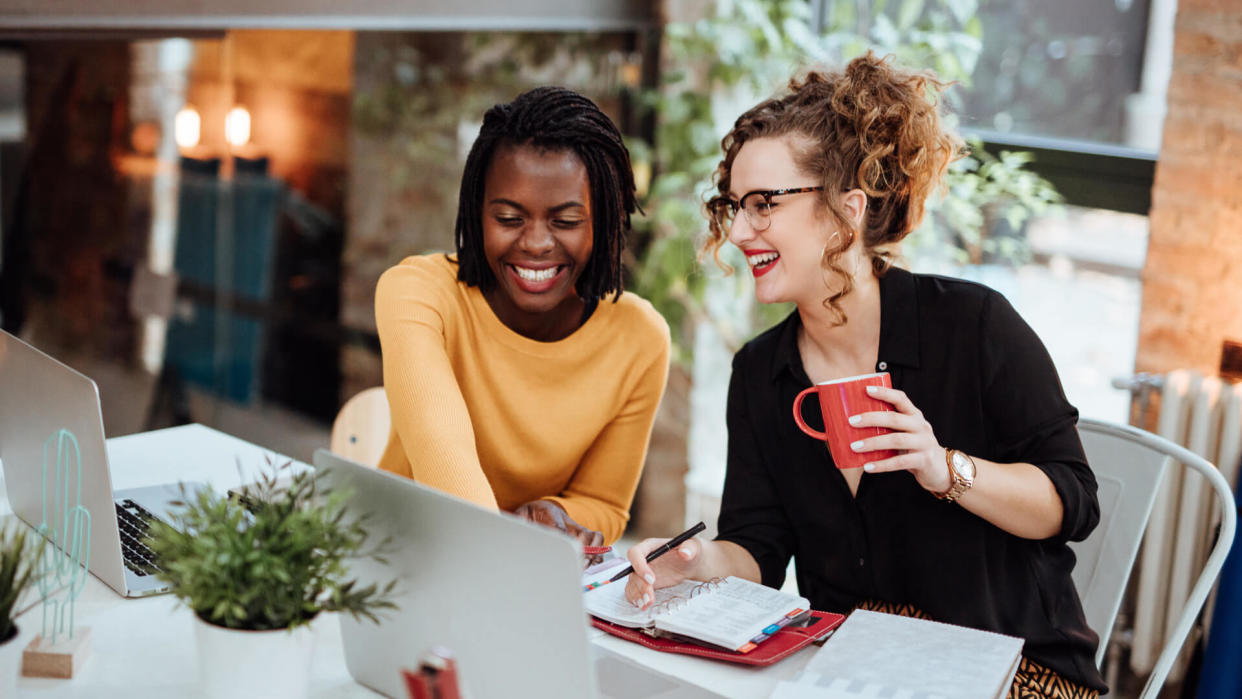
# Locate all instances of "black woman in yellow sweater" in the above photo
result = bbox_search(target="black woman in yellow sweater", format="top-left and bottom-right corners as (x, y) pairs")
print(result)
(375, 87), (671, 547)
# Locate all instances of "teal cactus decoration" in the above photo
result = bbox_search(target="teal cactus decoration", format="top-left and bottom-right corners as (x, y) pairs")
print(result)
(36, 429), (91, 643)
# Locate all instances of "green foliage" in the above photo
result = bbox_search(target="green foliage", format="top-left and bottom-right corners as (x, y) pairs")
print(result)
(0, 523), (43, 642)
(911, 137), (1061, 265)
(631, 0), (1061, 360)
(146, 459), (397, 631)
(351, 32), (629, 261)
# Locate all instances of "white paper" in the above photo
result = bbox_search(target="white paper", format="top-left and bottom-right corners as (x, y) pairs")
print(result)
(581, 557), (629, 588)
(800, 610), (1023, 699)
(583, 579), (702, 628)
(772, 671), (950, 699)
(658, 577), (809, 649)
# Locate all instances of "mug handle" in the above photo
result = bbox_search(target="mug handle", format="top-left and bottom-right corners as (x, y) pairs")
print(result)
(792, 387), (827, 440)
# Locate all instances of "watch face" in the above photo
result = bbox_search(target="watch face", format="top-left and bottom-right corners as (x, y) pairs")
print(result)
(951, 451), (976, 479)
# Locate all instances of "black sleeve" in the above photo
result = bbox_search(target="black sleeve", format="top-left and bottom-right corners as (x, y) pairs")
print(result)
(715, 350), (796, 588)
(979, 291), (1100, 543)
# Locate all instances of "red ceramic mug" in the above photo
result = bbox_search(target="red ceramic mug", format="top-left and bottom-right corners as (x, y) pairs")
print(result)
(792, 372), (898, 470)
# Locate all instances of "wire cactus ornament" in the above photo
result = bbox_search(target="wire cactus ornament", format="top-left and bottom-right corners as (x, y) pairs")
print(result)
(36, 429), (91, 643)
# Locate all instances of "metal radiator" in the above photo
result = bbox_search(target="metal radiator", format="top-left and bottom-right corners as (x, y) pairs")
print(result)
(1114, 370), (1242, 682)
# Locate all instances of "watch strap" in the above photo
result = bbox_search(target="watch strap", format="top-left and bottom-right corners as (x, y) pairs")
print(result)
(934, 449), (973, 502)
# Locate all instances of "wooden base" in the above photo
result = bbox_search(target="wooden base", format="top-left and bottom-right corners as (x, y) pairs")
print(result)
(21, 627), (91, 679)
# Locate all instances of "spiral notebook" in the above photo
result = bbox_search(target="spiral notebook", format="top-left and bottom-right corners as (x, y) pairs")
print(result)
(585, 576), (812, 653)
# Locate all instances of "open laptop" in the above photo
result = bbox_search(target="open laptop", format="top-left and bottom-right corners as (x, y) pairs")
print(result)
(315, 449), (722, 699)
(0, 330), (201, 597)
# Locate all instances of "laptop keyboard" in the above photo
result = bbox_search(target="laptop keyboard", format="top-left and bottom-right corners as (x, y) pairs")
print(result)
(116, 499), (163, 577)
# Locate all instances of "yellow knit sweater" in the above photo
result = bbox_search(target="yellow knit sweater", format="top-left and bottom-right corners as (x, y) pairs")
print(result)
(374, 254), (671, 544)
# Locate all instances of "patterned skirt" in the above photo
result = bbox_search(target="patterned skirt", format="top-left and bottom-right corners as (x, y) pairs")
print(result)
(854, 600), (1100, 699)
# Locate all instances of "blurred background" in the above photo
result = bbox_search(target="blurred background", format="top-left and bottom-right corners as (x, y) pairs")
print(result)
(0, 0), (1167, 531)
(4, 0), (1242, 693)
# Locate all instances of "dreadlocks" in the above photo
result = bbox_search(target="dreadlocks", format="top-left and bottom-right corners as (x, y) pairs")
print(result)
(454, 86), (637, 303)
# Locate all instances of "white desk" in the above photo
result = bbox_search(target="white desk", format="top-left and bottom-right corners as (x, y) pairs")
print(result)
(3, 425), (818, 698)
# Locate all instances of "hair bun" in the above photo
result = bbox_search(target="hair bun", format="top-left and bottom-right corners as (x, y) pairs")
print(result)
(843, 52), (887, 83)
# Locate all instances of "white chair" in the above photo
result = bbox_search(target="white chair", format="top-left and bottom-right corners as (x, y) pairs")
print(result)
(1070, 418), (1237, 698)
(329, 387), (391, 468)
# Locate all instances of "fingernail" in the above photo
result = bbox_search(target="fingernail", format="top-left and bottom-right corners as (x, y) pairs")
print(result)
(848, 415), (861, 426)
(643, 594), (651, 606)
(644, 573), (655, 584)
(866, 385), (877, 394)
(850, 440), (864, 451)
(863, 463), (875, 472)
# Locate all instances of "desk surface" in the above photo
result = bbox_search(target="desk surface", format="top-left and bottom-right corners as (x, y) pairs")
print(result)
(0, 424), (817, 698)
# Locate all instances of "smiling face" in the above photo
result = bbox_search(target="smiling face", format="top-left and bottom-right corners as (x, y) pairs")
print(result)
(481, 143), (594, 340)
(726, 136), (843, 306)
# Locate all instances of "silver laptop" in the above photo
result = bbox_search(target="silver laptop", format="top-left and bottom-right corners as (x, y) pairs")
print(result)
(315, 449), (722, 699)
(0, 330), (201, 597)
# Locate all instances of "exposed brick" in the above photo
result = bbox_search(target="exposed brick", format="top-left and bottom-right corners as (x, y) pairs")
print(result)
(1178, 9), (1242, 36)
(1173, 30), (1242, 72)
(1165, 73), (1242, 125)
(1175, 31), (1227, 61)
(1178, 0), (1240, 14)
(1151, 158), (1242, 205)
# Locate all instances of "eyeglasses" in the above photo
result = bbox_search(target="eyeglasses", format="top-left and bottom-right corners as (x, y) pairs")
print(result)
(709, 186), (824, 232)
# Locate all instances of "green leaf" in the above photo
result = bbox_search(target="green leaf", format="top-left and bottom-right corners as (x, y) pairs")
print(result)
(966, 16), (983, 39)
(871, 14), (901, 51)
(145, 463), (398, 630)
(944, 0), (978, 26)
(897, 0), (926, 31)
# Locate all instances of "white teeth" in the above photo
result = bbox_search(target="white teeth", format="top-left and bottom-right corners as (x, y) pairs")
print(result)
(747, 252), (779, 268)
(514, 266), (559, 282)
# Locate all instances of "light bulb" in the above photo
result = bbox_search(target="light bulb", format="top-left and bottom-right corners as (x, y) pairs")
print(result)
(174, 106), (200, 149)
(225, 106), (251, 148)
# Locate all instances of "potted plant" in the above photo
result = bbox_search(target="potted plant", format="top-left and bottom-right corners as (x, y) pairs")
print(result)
(0, 522), (43, 694)
(146, 459), (396, 699)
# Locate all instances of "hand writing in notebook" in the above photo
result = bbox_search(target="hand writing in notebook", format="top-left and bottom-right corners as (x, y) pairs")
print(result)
(622, 535), (704, 609)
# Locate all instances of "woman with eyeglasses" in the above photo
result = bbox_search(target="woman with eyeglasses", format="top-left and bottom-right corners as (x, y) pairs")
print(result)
(621, 54), (1105, 698)
(374, 87), (670, 548)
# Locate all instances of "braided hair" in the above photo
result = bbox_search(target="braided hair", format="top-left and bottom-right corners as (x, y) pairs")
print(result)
(455, 86), (638, 303)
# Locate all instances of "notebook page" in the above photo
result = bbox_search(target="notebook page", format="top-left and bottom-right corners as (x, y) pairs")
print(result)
(583, 579), (702, 628)
(581, 557), (629, 588)
(800, 609), (1023, 699)
(656, 577), (810, 651)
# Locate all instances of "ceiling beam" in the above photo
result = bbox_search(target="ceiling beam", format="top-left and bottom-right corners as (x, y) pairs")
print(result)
(0, 0), (657, 32)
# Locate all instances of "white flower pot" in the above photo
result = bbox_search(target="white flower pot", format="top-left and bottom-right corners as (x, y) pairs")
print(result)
(0, 624), (19, 697)
(194, 614), (316, 699)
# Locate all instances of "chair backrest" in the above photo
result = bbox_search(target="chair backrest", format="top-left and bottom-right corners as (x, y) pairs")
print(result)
(329, 387), (391, 468)
(1071, 418), (1237, 698)
(1071, 420), (1168, 665)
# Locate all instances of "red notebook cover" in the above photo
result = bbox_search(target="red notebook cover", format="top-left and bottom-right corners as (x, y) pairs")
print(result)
(590, 610), (845, 667)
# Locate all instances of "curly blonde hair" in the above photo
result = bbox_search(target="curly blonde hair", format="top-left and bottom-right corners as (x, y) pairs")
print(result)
(704, 52), (964, 324)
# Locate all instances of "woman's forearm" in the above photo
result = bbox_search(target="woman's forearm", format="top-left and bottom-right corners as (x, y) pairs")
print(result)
(957, 457), (1063, 540)
(692, 539), (763, 583)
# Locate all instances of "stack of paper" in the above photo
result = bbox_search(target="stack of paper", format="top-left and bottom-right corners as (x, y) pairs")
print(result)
(771, 609), (1024, 699)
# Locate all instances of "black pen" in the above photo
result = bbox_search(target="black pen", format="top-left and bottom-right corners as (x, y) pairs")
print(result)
(607, 521), (707, 583)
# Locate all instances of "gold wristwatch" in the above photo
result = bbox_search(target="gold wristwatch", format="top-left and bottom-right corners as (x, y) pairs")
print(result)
(934, 449), (976, 502)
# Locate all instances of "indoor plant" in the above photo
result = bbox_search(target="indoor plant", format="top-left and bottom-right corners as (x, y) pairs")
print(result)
(146, 458), (396, 699)
(0, 522), (43, 694)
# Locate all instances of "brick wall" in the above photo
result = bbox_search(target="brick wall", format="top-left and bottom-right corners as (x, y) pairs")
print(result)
(1136, 1), (1242, 376)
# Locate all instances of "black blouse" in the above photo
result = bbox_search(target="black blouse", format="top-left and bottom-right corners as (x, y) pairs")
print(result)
(716, 267), (1106, 692)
